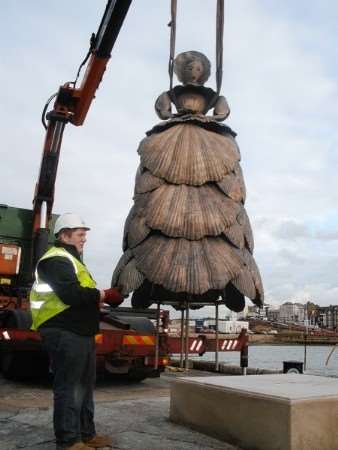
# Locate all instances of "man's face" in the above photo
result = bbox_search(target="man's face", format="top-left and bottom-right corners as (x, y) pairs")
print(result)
(62, 228), (87, 254)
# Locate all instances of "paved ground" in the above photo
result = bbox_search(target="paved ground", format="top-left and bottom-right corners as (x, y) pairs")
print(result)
(0, 369), (241, 450)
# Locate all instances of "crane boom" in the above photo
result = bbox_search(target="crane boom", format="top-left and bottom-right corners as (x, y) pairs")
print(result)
(31, 0), (132, 271)
(72, 0), (133, 125)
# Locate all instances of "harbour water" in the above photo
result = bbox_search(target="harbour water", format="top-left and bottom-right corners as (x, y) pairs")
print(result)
(196, 344), (338, 377)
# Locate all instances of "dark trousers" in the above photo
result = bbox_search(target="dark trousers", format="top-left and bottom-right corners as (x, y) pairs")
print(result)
(40, 328), (96, 447)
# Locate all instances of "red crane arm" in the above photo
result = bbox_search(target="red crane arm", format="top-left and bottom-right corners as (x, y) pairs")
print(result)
(31, 0), (132, 269)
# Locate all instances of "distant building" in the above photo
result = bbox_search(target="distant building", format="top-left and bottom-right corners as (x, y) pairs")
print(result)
(266, 305), (280, 322)
(200, 319), (249, 334)
(248, 304), (270, 320)
(246, 302), (338, 329)
(279, 302), (305, 323)
(318, 306), (338, 330)
(169, 318), (195, 334)
(247, 305), (260, 318)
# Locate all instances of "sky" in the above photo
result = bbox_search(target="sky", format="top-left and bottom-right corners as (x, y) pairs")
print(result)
(1, 1), (338, 317)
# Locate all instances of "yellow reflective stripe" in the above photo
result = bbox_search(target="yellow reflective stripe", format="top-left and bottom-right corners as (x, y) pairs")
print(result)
(46, 250), (78, 274)
(30, 300), (45, 309)
(33, 283), (53, 293)
(122, 336), (132, 345)
(34, 247), (79, 286)
(62, 253), (78, 274)
(122, 335), (156, 345)
(142, 336), (155, 345)
(127, 336), (138, 345)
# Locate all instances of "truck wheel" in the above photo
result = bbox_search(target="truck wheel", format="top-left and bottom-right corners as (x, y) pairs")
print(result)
(104, 368), (149, 383)
(0, 349), (49, 380)
(126, 373), (147, 382)
(0, 350), (25, 379)
(125, 368), (153, 382)
(4, 310), (32, 330)
(103, 372), (147, 383)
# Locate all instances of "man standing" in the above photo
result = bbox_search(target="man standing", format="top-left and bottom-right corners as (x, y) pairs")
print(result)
(30, 213), (123, 450)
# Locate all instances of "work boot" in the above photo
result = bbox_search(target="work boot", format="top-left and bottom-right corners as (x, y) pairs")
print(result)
(84, 434), (113, 448)
(57, 443), (93, 450)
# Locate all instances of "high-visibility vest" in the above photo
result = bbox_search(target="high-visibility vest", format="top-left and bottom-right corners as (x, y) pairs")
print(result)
(30, 246), (96, 330)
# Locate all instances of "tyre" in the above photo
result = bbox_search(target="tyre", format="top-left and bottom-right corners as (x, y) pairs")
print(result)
(103, 367), (154, 383)
(4, 310), (32, 330)
(286, 367), (301, 374)
(125, 369), (148, 382)
(283, 361), (303, 374)
(0, 349), (49, 380)
(1, 350), (27, 379)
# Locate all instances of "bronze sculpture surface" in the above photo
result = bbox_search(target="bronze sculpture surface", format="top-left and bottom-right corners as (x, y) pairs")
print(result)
(112, 51), (264, 312)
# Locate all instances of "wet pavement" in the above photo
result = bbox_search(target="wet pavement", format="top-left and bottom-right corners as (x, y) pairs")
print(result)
(0, 369), (241, 450)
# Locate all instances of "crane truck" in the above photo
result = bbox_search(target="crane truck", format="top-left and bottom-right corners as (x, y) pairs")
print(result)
(0, 0), (249, 380)
(0, 0), (171, 381)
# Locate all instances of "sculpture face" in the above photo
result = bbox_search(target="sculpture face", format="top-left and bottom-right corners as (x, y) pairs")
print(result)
(174, 51), (211, 86)
(183, 59), (204, 84)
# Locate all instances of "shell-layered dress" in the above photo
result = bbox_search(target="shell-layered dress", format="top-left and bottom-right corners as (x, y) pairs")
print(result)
(112, 84), (264, 311)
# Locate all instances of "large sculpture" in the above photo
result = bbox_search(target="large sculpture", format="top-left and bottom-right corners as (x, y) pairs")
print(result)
(112, 51), (263, 312)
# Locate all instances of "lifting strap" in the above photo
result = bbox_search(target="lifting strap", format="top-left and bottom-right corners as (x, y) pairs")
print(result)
(215, 0), (224, 96)
(168, 0), (177, 93)
(168, 0), (225, 109)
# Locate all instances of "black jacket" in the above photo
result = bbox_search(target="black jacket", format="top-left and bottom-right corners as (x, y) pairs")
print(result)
(37, 241), (100, 336)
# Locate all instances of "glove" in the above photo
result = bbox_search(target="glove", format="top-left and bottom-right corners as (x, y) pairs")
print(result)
(103, 288), (124, 307)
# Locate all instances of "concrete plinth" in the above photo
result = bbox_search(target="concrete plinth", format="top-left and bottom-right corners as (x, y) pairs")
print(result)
(170, 374), (338, 450)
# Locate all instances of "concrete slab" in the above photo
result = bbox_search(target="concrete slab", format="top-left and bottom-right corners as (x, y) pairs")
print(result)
(0, 372), (241, 450)
(170, 374), (338, 450)
(0, 398), (240, 450)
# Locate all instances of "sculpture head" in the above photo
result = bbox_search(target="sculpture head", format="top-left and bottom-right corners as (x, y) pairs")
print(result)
(174, 51), (211, 86)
